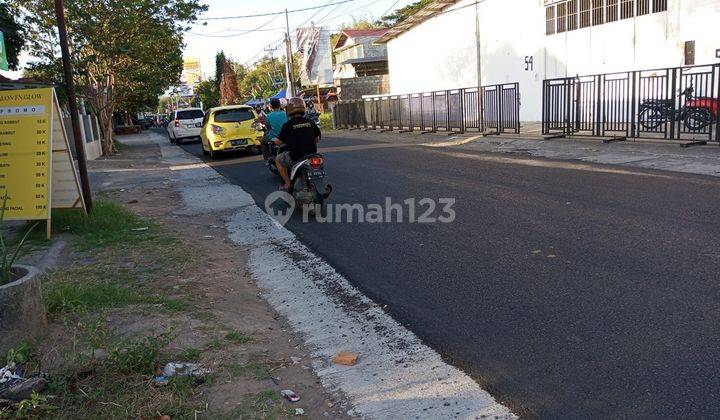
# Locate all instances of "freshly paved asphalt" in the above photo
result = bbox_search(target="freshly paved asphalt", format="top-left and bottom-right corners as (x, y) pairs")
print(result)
(178, 134), (720, 418)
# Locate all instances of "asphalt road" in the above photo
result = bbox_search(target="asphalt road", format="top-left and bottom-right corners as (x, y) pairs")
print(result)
(178, 134), (720, 418)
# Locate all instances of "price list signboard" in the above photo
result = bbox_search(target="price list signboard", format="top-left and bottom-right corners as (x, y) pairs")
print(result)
(0, 88), (53, 222)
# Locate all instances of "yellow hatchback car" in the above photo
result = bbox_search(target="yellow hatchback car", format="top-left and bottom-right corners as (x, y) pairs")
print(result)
(200, 105), (265, 159)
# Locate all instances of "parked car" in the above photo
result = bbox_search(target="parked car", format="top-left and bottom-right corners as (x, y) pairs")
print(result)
(138, 116), (153, 130)
(167, 108), (204, 144)
(200, 105), (264, 159)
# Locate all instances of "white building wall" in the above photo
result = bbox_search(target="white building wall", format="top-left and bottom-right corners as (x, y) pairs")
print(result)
(386, 0), (720, 122)
(387, 0), (479, 94)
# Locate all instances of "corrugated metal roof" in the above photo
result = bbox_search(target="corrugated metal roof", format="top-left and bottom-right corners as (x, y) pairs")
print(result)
(375, 0), (461, 44)
(334, 28), (390, 50)
(341, 28), (390, 37)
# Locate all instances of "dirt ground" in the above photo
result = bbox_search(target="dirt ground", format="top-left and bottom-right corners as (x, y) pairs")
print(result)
(6, 137), (353, 419)
(111, 184), (351, 418)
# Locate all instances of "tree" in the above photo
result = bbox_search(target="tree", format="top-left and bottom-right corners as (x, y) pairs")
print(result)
(195, 79), (219, 109)
(236, 55), (299, 101)
(14, 0), (207, 156)
(375, 0), (432, 27)
(219, 61), (238, 105)
(214, 51), (226, 90)
(0, 3), (24, 70)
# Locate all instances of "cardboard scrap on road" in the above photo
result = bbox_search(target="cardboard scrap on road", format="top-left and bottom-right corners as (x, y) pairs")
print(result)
(332, 351), (360, 366)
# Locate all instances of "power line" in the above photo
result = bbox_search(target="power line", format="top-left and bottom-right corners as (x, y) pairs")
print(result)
(380, 0), (402, 18)
(197, 0), (356, 21)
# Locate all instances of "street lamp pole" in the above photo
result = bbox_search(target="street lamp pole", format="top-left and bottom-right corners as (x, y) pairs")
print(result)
(53, 0), (93, 213)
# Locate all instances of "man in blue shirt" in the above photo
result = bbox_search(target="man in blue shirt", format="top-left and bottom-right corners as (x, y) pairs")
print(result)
(262, 98), (288, 161)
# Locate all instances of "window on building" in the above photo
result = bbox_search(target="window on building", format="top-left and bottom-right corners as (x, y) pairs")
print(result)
(620, 0), (634, 19)
(592, 0), (604, 25)
(684, 41), (695, 65)
(557, 2), (568, 33)
(653, 0), (667, 12)
(546, 0), (664, 35)
(546, 5), (556, 35)
(606, 0), (619, 21)
(580, 0), (591, 28)
(568, 0), (579, 30)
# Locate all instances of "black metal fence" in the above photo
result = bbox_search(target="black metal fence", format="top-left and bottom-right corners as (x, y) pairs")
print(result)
(335, 83), (521, 135)
(542, 64), (720, 143)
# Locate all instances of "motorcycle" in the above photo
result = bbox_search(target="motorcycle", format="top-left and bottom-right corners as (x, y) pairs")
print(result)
(265, 139), (281, 175)
(638, 86), (718, 131)
(287, 153), (332, 213)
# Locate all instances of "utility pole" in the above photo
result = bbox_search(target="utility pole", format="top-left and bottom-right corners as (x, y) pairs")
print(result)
(54, 0), (93, 213)
(475, 0), (484, 132)
(284, 9), (296, 98)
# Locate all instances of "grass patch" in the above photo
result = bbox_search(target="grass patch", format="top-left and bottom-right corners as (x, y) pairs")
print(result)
(204, 337), (222, 351)
(44, 277), (189, 316)
(1, 321), (204, 419)
(1, 198), (210, 418)
(177, 347), (202, 362)
(49, 201), (169, 250)
(319, 112), (333, 131)
(224, 331), (253, 344)
(228, 361), (269, 380)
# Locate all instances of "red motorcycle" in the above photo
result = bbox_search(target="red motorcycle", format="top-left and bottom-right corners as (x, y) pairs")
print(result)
(638, 86), (719, 131)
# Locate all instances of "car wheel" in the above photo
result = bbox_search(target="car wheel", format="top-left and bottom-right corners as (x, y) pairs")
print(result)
(168, 131), (175, 144)
(254, 146), (263, 155)
(202, 143), (209, 156)
(176, 137), (183, 145)
(209, 149), (221, 159)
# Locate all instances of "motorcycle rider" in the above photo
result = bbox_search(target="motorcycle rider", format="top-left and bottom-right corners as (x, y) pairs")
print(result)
(262, 98), (287, 161)
(273, 97), (321, 191)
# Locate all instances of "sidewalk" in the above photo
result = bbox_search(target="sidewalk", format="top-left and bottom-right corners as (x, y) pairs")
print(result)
(329, 129), (720, 178)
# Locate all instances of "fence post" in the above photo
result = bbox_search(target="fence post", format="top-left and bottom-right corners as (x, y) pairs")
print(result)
(595, 75), (603, 137)
(444, 90), (450, 132)
(431, 92), (437, 132)
(459, 88), (466, 133)
(515, 83), (521, 134)
(388, 98), (394, 131)
(670, 68), (677, 140)
(479, 86), (485, 132)
(408, 96), (413, 132)
(716, 64), (720, 143)
(496, 85), (503, 134)
(630, 71), (637, 138)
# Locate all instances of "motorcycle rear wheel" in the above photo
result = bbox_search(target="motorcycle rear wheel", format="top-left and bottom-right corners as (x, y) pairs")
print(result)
(683, 108), (711, 131)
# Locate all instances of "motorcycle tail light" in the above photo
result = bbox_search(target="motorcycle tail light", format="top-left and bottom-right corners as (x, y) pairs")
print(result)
(309, 157), (323, 168)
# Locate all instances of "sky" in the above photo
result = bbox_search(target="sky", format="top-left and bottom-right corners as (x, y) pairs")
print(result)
(185, 0), (417, 79)
(0, 0), (416, 80)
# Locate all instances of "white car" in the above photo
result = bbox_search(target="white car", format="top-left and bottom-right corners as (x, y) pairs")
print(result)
(167, 108), (204, 144)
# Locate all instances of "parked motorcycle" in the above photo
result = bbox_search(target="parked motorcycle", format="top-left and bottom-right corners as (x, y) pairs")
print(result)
(638, 86), (718, 131)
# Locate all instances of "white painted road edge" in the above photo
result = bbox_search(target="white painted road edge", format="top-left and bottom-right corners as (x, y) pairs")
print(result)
(154, 133), (516, 419)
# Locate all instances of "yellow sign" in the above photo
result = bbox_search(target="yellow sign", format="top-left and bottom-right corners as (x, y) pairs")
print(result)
(182, 57), (202, 87)
(0, 88), (53, 221)
(0, 87), (85, 238)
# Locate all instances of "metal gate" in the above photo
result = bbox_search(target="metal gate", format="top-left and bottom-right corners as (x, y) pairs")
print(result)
(335, 83), (521, 135)
(542, 64), (720, 143)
